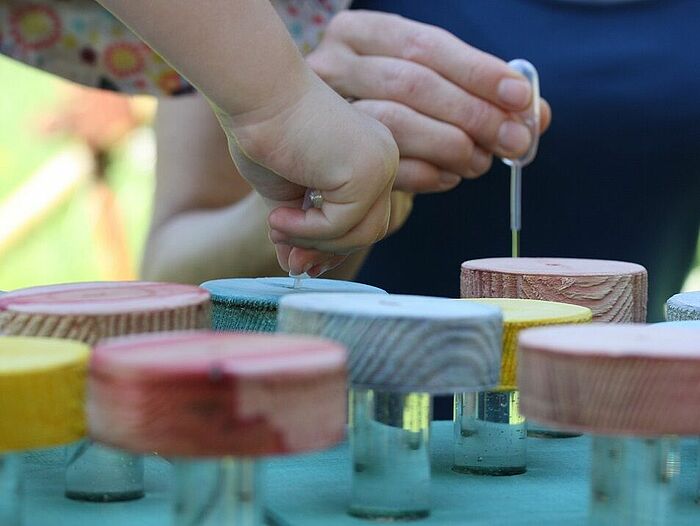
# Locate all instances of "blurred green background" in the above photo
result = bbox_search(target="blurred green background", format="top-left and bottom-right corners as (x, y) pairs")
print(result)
(0, 55), (698, 294)
(0, 55), (154, 290)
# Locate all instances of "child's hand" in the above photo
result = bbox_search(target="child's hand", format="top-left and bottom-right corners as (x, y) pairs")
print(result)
(213, 72), (399, 275)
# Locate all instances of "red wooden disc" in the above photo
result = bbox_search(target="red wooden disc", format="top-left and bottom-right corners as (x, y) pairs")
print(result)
(461, 258), (647, 322)
(0, 281), (210, 344)
(89, 331), (347, 457)
(518, 324), (700, 436)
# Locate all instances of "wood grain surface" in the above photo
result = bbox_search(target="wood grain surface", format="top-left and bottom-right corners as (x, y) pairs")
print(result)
(666, 291), (700, 321)
(0, 337), (89, 452)
(278, 293), (503, 393)
(462, 299), (592, 389)
(518, 324), (700, 436)
(89, 331), (347, 457)
(0, 281), (210, 344)
(461, 258), (647, 323)
(201, 277), (385, 332)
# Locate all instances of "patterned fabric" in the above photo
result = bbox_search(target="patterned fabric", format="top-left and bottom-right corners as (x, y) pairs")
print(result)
(0, 0), (349, 96)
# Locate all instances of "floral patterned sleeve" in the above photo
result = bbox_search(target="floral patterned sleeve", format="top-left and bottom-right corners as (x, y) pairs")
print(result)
(0, 0), (349, 96)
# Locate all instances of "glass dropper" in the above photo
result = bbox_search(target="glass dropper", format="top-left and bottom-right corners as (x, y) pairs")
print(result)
(502, 59), (541, 258)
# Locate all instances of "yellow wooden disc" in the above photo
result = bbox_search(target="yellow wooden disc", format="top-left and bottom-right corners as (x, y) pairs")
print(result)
(0, 337), (89, 452)
(462, 299), (592, 389)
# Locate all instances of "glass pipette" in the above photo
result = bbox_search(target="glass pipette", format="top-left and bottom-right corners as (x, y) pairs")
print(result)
(502, 59), (541, 258)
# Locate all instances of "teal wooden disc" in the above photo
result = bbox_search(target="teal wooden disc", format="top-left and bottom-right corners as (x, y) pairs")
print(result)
(666, 291), (700, 321)
(200, 277), (386, 332)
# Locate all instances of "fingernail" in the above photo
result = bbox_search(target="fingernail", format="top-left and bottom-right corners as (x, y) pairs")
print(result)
(498, 78), (531, 108)
(303, 262), (314, 274)
(498, 121), (531, 156)
(439, 173), (462, 188)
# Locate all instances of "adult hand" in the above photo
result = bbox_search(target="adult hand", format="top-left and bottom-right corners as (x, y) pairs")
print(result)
(306, 10), (552, 195)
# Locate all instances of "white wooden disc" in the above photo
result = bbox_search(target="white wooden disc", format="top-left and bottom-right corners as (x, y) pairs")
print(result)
(278, 293), (502, 393)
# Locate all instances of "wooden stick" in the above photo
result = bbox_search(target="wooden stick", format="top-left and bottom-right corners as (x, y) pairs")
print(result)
(461, 258), (647, 323)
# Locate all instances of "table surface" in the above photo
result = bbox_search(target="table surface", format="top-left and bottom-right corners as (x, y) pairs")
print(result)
(23, 422), (700, 526)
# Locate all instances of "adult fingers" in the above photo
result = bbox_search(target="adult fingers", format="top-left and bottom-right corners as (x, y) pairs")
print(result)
(344, 56), (531, 159)
(353, 99), (484, 177)
(327, 11), (533, 112)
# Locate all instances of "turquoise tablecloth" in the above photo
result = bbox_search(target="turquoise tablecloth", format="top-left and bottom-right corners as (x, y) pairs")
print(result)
(23, 422), (700, 525)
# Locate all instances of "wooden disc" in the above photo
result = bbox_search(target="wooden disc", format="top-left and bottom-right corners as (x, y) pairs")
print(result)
(518, 324), (700, 436)
(656, 320), (700, 329)
(0, 281), (210, 345)
(666, 291), (700, 321)
(89, 331), (347, 457)
(0, 337), (89, 452)
(201, 277), (385, 332)
(461, 258), (647, 322)
(278, 293), (502, 393)
(462, 299), (592, 389)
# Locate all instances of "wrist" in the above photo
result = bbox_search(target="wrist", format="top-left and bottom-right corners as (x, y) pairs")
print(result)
(211, 69), (327, 166)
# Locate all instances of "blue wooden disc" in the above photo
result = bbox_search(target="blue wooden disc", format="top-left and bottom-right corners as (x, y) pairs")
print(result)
(200, 278), (386, 332)
(666, 291), (700, 321)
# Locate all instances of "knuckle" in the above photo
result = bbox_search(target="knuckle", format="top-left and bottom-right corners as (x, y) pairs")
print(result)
(447, 130), (474, 164)
(459, 99), (496, 135)
(306, 51), (334, 80)
(480, 155), (494, 174)
(385, 62), (428, 99)
(374, 102), (402, 131)
(326, 10), (354, 36)
(470, 154), (493, 178)
(401, 29), (438, 63)
(462, 60), (490, 90)
(355, 99), (387, 120)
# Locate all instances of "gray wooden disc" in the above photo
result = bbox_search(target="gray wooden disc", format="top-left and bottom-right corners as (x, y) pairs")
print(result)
(666, 291), (700, 321)
(278, 294), (502, 393)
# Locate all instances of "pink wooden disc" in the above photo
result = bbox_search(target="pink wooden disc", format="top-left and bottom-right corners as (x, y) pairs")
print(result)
(518, 324), (700, 436)
(89, 331), (347, 457)
(0, 281), (210, 344)
(461, 258), (647, 322)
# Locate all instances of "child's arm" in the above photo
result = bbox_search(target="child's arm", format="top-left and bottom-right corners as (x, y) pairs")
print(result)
(97, 0), (399, 275)
(95, 0), (309, 116)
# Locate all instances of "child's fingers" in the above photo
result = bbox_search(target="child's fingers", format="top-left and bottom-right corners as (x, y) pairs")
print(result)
(268, 177), (392, 242)
(274, 244), (292, 272)
(287, 248), (347, 277)
(271, 185), (392, 254)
